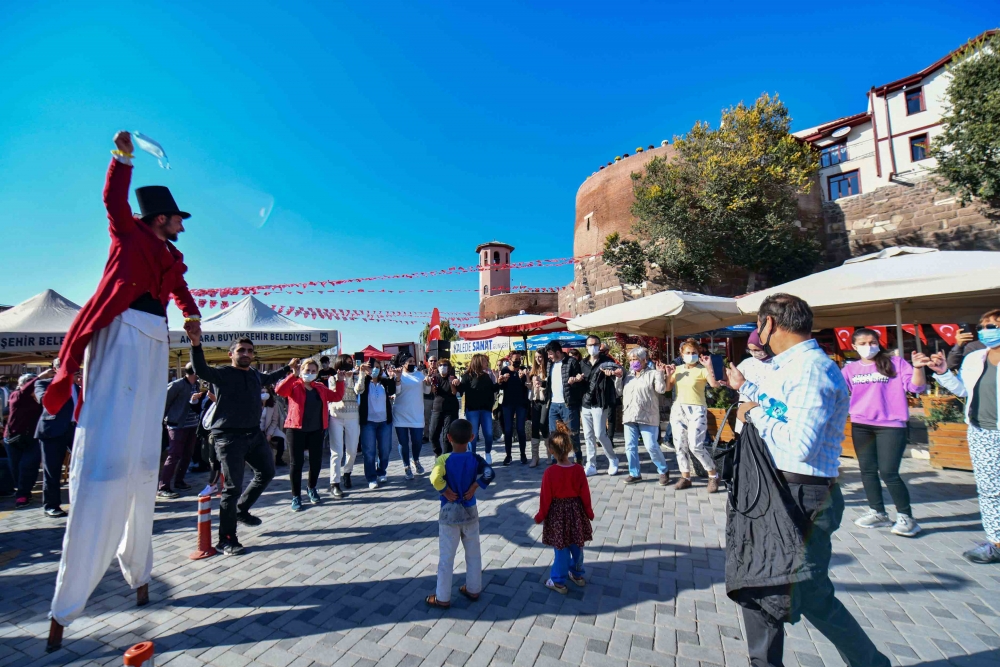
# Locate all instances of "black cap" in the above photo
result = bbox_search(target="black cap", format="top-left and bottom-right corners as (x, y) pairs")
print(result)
(135, 185), (190, 220)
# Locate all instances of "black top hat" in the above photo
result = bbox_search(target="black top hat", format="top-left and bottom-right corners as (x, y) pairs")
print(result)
(135, 185), (190, 220)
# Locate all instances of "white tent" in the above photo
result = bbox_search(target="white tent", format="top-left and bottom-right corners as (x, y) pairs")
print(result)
(736, 247), (1000, 355)
(567, 290), (747, 352)
(0, 290), (81, 363)
(169, 296), (339, 364)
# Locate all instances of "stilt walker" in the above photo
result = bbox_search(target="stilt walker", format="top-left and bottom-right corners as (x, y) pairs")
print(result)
(44, 131), (201, 651)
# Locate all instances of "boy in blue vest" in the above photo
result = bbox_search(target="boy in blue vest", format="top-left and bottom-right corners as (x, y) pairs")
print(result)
(426, 418), (495, 608)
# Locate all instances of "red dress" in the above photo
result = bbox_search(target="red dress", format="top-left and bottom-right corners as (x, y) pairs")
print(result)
(535, 464), (595, 550)
(44, 159), (200, 416)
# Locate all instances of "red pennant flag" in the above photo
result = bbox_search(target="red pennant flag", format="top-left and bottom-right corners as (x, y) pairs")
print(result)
(209, 300), (218, 309)
(834, 327), (854, 351)
(902, 324), (928, 344)
(866, 325), (889, 342)
(221, 301), (229, 309)
(932, 324), (959, 346)
(198, 298), (207, 308)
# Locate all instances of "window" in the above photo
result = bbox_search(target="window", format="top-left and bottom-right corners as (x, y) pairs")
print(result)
(493, 251), (500, 264)
(820, 142), (848, 168)
(910, 134), (929, 161)
(905, 87), (925, 115)
(482, 251), (488, 265)
(483, 285), (488, 295)
(828, 170), (860, 201)
(505, 253), (509, 264)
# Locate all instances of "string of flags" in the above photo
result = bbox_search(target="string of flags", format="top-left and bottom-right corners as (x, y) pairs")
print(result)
(194, 299), (480, 324)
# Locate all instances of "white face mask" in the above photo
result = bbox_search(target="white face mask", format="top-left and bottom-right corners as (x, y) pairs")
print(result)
(682, 353), (698, 365)
(302, 372), (318, 382)
(438, 366), (448, 376)
(587, 345), (600, 357)
(856, 344), (879, 360)
(261, 392), (269, 401)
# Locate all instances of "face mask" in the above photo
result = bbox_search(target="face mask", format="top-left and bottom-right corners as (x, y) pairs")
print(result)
(979, 329), (1000, 348)
(630, 360), (643, 372)
(405, 364), (416, 373)
(344, 366), (354, 373)
(757, 318), (776, 359)
(260, 392), (269, 401)
(371, 368), (380, 378)
(682, 354), (698, 365)
(750, 350), (768, 361)
(855, 344), (879, 360)
(302, 372), (318, 382)
(438, 366), (448, 376)
(587, 345), (600, 357)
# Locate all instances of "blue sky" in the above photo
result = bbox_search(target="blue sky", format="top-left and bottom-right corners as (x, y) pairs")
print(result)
(0, 1), (991, 350)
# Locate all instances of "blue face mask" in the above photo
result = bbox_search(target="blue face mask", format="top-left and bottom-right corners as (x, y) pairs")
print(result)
(979, 328), (1000, 348)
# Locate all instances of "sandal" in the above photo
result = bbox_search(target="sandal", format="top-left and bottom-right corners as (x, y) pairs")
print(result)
(425, 595), (451, 609)
(459, 585), (480, 601)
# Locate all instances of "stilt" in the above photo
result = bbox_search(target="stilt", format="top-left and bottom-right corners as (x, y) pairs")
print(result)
(46, 618), (63, 652)
(136, 583), (149, 607)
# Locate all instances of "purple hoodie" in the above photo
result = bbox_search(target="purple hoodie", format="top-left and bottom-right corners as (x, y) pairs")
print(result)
(841, 356), (925, 428)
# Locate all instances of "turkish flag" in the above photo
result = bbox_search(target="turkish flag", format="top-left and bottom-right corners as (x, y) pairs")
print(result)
(867, 325), (889, 342)
(902, 324), (928, 344)
(428, 308), (441, 342)
(834, 327), (855, 351)
(932, 324), (959, 346)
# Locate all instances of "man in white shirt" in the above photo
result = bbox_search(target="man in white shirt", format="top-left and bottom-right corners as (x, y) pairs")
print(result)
(544, 340), (585, 463)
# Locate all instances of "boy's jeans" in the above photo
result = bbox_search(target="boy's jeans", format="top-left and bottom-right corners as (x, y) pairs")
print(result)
(437, 518), (482, 603)
(551, 545), (585, 585)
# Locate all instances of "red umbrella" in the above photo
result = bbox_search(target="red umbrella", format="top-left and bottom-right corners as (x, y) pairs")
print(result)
(459, 312), (569, 341)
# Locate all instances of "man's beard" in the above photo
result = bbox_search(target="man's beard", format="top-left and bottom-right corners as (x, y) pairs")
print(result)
(236, 356), (252, 368)
(166, 232), (179, 242)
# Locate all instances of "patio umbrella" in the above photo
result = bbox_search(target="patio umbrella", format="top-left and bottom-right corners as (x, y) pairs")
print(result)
(736, 247), (1000, 356)
(459, 312), (569, 341)
(512, 332), (589, 351)
(567, 290), (747, 355)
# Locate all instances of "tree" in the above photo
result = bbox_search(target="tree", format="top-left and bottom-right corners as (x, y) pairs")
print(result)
(418, 319), (461, 344)
(606, 93), (820, 292)
(933, 33), (1000, 205)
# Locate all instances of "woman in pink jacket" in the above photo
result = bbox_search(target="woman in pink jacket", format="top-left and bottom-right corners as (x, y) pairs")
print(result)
(276, 359), (344, 511)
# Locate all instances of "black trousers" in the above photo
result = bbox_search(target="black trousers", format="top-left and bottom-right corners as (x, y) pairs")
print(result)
(286, 428), (324, 497)
(214, 430), (275, 541)
(851, 423), (911, 516)
(740, 483), (890, 667)
(503, 404), (527, 457)
(40, 430), (73, 511)
(428, 408), (457, 456)
(529, 401), (548, 439)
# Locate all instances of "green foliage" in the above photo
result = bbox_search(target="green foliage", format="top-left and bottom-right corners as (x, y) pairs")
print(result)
(603, 232), (648, 285)
(418, 319), (461, 344)
(921, 398), (966, 431)
(607, 93), (821, 291)
(706, 385), (737, 409)
(933, 33), (1000, 205)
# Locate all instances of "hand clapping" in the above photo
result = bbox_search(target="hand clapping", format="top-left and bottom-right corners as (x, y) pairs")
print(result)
(926, 351), (948, 374)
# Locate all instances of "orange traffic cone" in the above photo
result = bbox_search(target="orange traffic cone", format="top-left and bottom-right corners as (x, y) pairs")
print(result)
(188, 493), (217, 560)
(123, 641), (154, 666)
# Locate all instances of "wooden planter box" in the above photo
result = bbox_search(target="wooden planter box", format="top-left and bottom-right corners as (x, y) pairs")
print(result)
(921, 395), (971, 471)
(706, 407), (738, 442)
(841, 418), (855, 458)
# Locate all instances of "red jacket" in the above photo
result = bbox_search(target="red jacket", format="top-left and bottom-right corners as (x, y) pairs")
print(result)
(44, 159), (201, 416)
(275, 375), (345, 430)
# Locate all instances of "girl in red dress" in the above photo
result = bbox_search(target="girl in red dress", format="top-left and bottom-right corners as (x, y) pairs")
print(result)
(534, 423), (595, 593)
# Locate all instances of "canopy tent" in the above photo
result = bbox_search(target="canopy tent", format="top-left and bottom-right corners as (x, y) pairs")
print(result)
(459, 312), (569, 341)
(0, 290), (81, 364)
(358, 345), (393, 361)
(512, 332), (588, 351)
(736, 247), (1000, 356)
(567, 290), (747, 354)
(169, 296), (338, 365)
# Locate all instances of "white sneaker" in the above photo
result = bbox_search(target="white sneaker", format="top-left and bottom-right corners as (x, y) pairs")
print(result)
(368, 481), (378, 490)
(854, 509), (892, 529)
(964, 542), (1000, 564)
(584, 464), (598, 477)
(891, 513), (921, 537)
(404, 467), (414, 481)
(485, 452), (493, 465)
(608, 459), (620, 476)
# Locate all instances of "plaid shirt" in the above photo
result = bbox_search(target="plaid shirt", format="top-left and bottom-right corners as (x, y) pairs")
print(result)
(740, 339), (847, 478)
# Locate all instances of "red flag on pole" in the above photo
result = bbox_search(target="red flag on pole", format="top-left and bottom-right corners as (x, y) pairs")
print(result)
(902, 324), (928, 344)
(932, 324), (959, 346)
(833, 327), (854, 351)
(867, 326), (889, 342)
(428, 308), (441, 342)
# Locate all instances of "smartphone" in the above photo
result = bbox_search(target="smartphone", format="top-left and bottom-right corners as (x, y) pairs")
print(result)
(960, 323), (975, 336)
(353, 351), (365, 363)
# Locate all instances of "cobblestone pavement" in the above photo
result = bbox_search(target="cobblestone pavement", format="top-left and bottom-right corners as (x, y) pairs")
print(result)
(1, 438), (997, 667)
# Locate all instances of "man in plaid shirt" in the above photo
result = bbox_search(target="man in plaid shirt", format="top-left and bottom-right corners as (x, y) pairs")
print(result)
(727, 294), (889, 667)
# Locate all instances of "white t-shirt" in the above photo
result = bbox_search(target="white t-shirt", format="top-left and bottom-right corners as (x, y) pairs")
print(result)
(392, 372), (425, 428)
(550, 361), (565, 404)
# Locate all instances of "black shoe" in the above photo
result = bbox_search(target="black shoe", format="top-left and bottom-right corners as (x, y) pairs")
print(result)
(503, 455), (512, 466)
(219, 539), (245, 556)
(520, 455), (528, 465)
(236, 511), (262, 527)
(331, 483), (344, 499)
(174, 481), (192, 490)
(275, 458), (286, 467)
(45, 507), (68, 518)
(343, 473), (352, 489)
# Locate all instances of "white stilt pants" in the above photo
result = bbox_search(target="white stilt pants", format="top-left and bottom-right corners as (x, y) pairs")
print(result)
(50, 310), (168, 625)
(328, 415), (360, 484)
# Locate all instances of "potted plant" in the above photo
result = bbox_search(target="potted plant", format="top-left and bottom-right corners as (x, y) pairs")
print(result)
(705, 386), (738, 441)
(921, 398), (971, 471)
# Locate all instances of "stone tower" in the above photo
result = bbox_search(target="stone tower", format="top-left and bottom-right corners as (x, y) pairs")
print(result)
(476, 241), (514, 303)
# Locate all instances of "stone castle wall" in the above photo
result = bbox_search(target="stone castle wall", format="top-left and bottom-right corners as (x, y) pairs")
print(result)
(480, 292), (559, 322)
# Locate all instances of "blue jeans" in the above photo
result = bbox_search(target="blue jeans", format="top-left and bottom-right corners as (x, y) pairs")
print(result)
(624, 423), (669, 478)
(502, 404), (527, 457)
(361, 421), (393, 482)
(396, 427), (423, 467)
(551, 545), (584, 585)
(548, 403), (582, 460)
(466, 409), (492, 455)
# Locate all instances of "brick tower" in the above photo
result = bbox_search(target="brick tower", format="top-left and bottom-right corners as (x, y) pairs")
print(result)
(476, 241), (514, 303)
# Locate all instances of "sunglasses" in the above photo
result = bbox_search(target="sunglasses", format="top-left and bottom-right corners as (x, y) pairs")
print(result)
(977, 324), (999, 331)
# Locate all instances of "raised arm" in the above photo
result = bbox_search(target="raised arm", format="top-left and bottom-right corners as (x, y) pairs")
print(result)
(104, 132), (137, 237)
(262, 364), (293, 386)
(189, 345), (224, 386)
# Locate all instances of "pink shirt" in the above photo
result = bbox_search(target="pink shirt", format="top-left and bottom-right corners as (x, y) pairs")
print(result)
(841, 356), (925, 428)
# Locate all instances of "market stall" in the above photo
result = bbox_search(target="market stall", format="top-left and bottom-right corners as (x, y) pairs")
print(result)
(0, 290), (81, 365)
